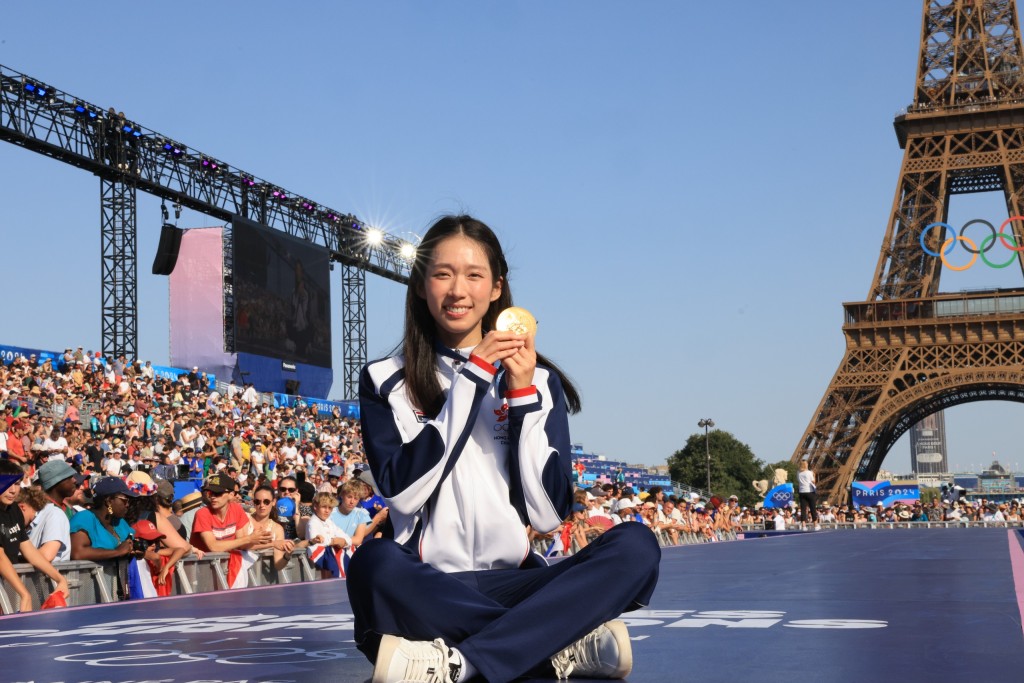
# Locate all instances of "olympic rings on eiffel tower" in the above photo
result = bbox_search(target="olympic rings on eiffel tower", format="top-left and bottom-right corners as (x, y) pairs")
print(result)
(919, 216), (1024, 269)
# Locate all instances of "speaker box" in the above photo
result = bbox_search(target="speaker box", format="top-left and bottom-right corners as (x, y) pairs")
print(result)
(152, 223), (184, 275)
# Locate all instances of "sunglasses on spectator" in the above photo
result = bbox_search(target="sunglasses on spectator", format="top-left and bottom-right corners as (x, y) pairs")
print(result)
(254, 498), (274, 506)
(279, 486), (297, 493)
(205, 490), (229, 497)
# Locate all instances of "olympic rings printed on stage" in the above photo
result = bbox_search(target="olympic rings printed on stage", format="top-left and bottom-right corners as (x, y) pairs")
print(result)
(919, 217), (1023, 269)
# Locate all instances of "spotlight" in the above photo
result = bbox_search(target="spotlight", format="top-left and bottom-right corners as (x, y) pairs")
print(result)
(365, 228), (385, 246)
(23, 81), (49, 98)
(241, 174), (256, 188)
(270, 188), (288, 202)
(73, 102), (98, 120)
(173, 202), (182, 220)
(200, 157), (223, 172)
(160, 139), (185, 158)
(298, 199), (316, 213)
(399, 242), (417, 260)
(161, 202), (169, 222)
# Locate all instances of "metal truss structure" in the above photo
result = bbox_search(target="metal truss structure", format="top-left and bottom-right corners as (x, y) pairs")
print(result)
(793, 0), (1024, 504)
(0, 63), (412, 398)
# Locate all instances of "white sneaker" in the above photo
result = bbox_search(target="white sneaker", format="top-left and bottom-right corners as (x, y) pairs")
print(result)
(551, 620), (632, 679)
(373, 635), (459, 683)
(814, 524), (821, 531)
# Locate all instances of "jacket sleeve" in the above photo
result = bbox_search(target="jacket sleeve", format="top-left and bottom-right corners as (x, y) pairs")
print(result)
(505, 367), (573, 534)
(359, 355), (496, 517)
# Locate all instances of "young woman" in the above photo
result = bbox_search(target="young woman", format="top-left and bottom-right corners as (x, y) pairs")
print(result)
(248, 484), (293, 572)
(347, 215), (660, 683)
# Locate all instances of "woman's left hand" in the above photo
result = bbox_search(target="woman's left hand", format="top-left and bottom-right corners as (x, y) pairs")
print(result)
(500, 332), (536, 391)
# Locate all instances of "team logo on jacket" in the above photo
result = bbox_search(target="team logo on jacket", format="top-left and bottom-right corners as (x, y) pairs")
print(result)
(414, 409), (428, 424)
(493, 402), (510, 445)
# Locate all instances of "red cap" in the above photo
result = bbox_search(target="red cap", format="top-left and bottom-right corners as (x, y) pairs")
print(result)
(131, 519), (165, 541)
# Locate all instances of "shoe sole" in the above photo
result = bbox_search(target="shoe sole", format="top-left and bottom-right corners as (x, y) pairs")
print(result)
(372, 634), (401, 683)
(605, 620), (633, 678)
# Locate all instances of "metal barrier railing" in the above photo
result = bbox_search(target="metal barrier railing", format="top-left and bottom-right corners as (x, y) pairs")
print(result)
(0, 549), (318, 614)
(8, 519), (1022, 611)
(531, 518), (1024, 558)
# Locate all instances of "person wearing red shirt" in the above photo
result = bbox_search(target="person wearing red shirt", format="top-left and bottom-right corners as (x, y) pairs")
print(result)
(190, 473), (269, 553)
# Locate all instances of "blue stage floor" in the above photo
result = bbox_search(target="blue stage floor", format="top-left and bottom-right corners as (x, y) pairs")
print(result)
(3, 528), (1022, 683)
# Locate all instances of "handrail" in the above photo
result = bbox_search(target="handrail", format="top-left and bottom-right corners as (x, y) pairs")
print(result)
(0, 548), (317, 614)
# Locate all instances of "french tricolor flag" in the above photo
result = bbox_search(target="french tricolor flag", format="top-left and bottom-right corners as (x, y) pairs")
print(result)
(127, 558), (158, 600)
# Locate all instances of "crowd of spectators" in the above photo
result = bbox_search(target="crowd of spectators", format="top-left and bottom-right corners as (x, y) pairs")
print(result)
(0, 346), (374, 610)
(0, 346), (1019, 611)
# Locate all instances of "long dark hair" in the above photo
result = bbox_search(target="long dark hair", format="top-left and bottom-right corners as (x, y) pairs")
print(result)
(402, 214), (581, 417)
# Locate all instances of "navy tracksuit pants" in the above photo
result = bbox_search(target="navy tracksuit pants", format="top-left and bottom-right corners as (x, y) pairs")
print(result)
(346, 522), (661, 683)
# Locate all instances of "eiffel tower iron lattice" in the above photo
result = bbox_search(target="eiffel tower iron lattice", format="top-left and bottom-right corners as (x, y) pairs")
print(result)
(793, 0), (1024, 504)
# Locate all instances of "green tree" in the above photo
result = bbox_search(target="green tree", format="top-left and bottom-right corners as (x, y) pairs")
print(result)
(667, 430), (765, 507)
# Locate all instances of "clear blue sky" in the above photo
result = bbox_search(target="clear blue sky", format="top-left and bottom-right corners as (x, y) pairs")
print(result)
(1, 1), (1021, 475)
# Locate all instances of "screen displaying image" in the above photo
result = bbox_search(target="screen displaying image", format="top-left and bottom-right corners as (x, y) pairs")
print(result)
(232, 216), (332, 368)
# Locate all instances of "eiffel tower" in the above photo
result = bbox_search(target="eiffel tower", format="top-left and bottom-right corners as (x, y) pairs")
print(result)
(794, 0), (1024, 504)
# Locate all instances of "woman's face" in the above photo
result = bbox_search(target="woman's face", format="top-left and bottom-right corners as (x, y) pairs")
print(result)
(106, 494), (131, 519)
(251, 492), (274, 520)
(419, 235), (501, 348)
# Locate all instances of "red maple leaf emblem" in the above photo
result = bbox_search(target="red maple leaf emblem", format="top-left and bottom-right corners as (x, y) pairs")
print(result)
(494, 403), (509, 423)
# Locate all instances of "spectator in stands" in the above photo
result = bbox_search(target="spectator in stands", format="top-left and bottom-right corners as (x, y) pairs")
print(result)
(656, 500), (685, 544)
(306, 490), (351, 578)
(275, 475), (306, 540)
(772, 506), (787, 530)
(17, 486), (68, 562)
(23, 460), (82, 561)
(610, 497), (631, 525)
(0, 461), (70, 600)
(818, 506), (837, 525)
(69, 476), (141, 564)
(175, 491), (204, 541)
(330, 480), (387, 547)
(564, 502), (602, 549)
(190, 473), (269, 554)
(248, 484), (294, 572)
(354, 470), (386, 518)
(4, 419), (28, 464)
(132, 517), (186, 596)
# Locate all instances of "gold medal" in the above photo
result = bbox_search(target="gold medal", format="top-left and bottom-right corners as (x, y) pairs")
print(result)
(495, 306), (537, 336)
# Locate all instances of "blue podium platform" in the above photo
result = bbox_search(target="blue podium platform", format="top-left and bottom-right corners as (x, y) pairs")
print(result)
(2, 528), (1022, 682)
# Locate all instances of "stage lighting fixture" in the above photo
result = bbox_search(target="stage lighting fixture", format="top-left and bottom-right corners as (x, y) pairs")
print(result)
(399, 242), (416, 260)
(160, 140), (185, 158)
(23, 81), (48, 98)
(73, 102), (98, 120)
(270, 188), (288, 202)
(298, 199), (316, 213)
(241, 175), (256, 188)
(200, 157), (224, 172)
(161, 202), (169, 222)
(173, 202), (182, 220)
(366, 228), (384, 246)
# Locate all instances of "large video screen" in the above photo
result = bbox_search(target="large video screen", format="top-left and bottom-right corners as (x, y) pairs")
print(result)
(232, 216), (332, 369)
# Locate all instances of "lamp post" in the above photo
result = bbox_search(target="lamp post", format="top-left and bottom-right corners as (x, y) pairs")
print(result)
(698, 419), (714, 494)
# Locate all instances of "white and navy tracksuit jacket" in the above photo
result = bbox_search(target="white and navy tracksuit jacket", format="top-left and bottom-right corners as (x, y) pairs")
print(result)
(359, 344), (573, 573)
